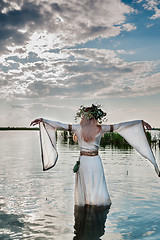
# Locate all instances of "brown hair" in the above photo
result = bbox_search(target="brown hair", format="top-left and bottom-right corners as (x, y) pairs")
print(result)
(80, 117), (102, 142)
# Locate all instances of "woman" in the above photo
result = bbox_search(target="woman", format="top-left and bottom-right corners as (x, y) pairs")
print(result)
(30, 104), (159, 207)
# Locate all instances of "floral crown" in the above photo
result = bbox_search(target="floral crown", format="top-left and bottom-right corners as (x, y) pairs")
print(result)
(75, 104), (107, 124)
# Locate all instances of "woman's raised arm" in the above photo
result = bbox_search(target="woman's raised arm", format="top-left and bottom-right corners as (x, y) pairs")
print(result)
(30, 118), (43, 126)
(101, 120), (152, 134)
(30, 118), (71, 131)
(142, 120), (152, 130)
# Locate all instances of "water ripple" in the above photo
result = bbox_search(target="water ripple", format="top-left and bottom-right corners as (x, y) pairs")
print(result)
(0, 132), (160, 239)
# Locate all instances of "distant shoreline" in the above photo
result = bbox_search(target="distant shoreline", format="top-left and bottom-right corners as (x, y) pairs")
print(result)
(0, 127), (39, 131)
(0, 127), (160, 131)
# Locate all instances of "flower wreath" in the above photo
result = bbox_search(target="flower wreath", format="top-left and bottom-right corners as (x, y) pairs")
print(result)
(75, 104), (107, 124)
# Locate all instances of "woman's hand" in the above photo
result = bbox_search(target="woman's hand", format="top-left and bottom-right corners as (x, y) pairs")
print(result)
(143, 120), (152, 130)
(30, 118), (43, 126)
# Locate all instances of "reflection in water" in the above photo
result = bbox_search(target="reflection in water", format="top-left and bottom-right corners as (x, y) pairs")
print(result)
(0, 209), (24, 239)
(0, 132), (160, 239)
(73, 205), (110, 240)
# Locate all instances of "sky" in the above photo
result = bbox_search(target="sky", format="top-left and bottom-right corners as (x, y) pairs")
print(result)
(0, 0), (160, 127)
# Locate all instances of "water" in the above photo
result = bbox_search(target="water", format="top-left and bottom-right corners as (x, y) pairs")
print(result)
(0, 131), (160, 240)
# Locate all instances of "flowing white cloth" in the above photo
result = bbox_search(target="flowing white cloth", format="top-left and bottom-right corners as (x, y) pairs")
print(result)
(39, 122), (58, 170)
(39, 119), (160, 206)
(114, 121), (160, 176)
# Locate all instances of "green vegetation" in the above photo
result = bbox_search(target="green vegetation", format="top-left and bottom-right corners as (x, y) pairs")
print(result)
(1, 127), (159, 148)
(100, 132), (131, 148)
(61, 130), (68, 141)
(100, 131), (155, 148)
(152, 128), (160, 131)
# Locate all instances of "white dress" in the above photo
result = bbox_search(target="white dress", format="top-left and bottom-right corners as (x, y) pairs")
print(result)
(39, 119), (160, 207)
(72, 124), (112, 206)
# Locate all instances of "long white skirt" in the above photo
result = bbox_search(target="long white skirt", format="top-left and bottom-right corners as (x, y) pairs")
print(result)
(74, 155), (111, 206)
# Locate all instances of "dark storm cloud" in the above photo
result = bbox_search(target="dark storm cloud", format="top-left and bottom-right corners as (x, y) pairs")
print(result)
(0, 27), (27, 48)
(0, 0), (52, 52)
(0, 3), (41, 27)
(51, 3), (62, 12)
(0, 0), (9, 10)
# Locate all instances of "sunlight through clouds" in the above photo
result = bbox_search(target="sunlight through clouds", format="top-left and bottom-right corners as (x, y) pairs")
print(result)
(26, 31), (66, 56)
(0, 0), (160, 126)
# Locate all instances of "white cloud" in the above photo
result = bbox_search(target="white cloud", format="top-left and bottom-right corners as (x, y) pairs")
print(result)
(0, 0), (159, 104)
(139, 0), (160, 19)
(1, 48), (159, 100)
(122, 23), (137, 32)
(146, 23), (154, 27)
(150, 6), (160, 19)
(0, 0), (135, 57)
(116, 50), (135, 55)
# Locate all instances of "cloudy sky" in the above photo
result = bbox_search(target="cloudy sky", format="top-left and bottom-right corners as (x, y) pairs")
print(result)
(0, 0), (160, 127)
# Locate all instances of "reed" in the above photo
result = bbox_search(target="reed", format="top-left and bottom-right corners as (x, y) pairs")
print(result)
(100, 132), (131, 148)
(100, 131), (156, 148)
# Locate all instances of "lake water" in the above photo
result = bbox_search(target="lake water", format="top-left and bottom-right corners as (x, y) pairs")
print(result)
(0, 131), (160, 240)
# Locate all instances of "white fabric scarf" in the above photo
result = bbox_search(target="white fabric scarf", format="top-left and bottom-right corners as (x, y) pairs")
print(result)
(39, 121), (160, 176)
(39, 122), (58, 171)
(114, 120), (160, 177)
